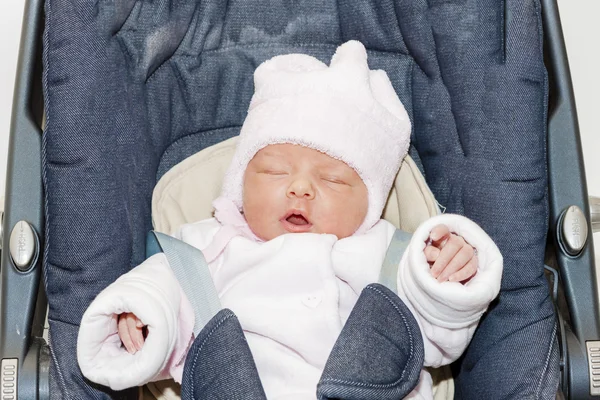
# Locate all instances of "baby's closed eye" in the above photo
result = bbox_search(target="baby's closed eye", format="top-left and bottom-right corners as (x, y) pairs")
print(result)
(321, 176), (348, 185)
(259, 169), (288, 176)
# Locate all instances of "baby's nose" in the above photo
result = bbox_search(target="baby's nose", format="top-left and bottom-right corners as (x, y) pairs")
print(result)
(287, 178), (315, 199)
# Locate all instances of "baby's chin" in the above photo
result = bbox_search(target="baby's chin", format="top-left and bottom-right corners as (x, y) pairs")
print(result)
(257, 226), (359, 242)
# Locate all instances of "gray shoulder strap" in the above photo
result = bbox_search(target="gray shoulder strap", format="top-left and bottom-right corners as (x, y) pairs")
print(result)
(378, 229), (412, 293)
(146, 231), (221, 336)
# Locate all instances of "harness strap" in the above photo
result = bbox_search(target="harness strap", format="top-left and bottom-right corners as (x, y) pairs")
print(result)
(378, 229), (412, 293)
(146, 231), (221, 336)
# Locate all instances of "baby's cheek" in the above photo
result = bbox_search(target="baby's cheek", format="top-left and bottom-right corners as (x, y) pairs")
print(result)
(244, 213), (269, 240)
(320, 212), (362, 239)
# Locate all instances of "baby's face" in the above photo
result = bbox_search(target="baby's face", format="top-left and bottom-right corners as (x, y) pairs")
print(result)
(243, 144), (368, 241)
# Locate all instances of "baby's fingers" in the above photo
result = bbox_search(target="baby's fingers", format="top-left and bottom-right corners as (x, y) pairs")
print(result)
(436, 244), (475, 282)
(424, 245), (440, 263)
(118, 314), (136, 354)
(448, 255), (478, 283)
(430, 235), (465, 279)
(126, 314), (145, 351)
(429, 225), (450, 247)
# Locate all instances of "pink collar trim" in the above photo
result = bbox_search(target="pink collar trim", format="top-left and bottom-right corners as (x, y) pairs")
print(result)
(201, 197), (263, 262)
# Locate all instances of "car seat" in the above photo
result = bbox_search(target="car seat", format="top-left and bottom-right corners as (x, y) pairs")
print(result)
(0, 0), (597, 398)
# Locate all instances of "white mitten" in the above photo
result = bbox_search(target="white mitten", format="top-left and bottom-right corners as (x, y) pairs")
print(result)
(77, 253), (187, 390)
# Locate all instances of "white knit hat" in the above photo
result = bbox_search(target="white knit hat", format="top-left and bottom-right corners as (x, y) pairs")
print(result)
(220, 40), (411, 234)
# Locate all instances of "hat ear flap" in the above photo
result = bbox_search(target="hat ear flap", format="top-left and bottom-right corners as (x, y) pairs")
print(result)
(329, 40), (372, 99)
(369, 70), (410, 123)
(330, 40), (369, 68)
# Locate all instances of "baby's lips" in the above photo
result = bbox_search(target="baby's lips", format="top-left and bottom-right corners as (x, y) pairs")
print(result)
(282, 209), (311, 224)
(280, 209), (314, 233)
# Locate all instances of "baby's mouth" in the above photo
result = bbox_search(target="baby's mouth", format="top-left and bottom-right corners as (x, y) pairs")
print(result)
(281, 211), (313, 232)
(286, 214), (309, 225)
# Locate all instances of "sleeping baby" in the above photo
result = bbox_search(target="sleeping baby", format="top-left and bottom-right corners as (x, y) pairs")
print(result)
(77, 41), (502, 400)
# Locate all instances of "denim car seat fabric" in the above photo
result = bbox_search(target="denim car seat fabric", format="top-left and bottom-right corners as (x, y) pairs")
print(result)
(43, 0), (559, 398)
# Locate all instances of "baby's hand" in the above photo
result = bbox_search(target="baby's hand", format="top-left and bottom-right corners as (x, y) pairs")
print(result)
(117, 313), (146, 354)
(424, 225), (478, 283)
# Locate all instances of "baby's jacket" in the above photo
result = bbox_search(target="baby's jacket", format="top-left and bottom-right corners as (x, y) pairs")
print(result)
(77, 214), (503, 399)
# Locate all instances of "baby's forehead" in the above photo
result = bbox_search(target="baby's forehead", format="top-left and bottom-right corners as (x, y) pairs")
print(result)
(247, 143), (366, 184)
(253, 144), (360, 175)
(255, 143), (339, 164)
